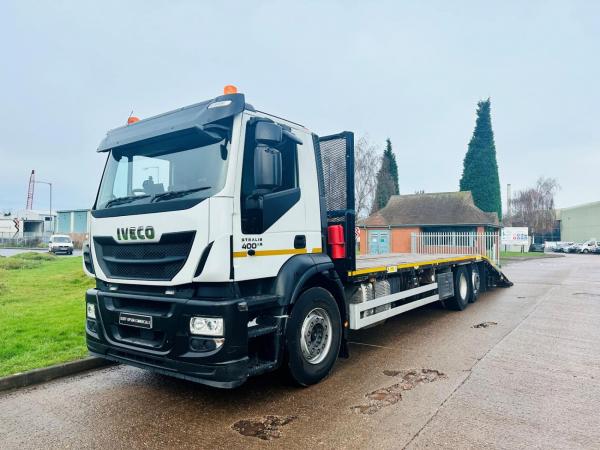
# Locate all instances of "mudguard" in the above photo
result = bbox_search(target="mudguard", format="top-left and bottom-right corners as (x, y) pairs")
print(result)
(273, 253), (349, 358)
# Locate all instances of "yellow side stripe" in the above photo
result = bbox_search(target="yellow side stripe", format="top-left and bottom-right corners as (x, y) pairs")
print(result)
(347, 255), (481, 277)
(233, 247), (323, 258)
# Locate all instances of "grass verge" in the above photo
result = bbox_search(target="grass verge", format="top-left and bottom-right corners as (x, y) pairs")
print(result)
(500, 251), (552, 258)
(0, 253), (94, 377)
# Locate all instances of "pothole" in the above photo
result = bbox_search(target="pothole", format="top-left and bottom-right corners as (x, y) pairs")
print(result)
(473, 321), (498, 328)
(232, 415), (297, 440)
(351, 369), (446, 415)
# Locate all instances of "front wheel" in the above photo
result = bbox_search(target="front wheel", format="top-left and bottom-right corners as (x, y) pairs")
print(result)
(583, 249), (589, 254)
(285, 287), (341, 386)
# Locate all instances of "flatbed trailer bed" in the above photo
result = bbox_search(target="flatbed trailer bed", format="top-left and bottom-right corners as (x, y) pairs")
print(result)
(346, 252), (511, 329)
(353, 253), (483, 275)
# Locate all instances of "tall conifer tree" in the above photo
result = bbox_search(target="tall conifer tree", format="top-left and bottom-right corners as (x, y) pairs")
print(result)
(459, 99), (502, 220)
(371, 138), (399, 213)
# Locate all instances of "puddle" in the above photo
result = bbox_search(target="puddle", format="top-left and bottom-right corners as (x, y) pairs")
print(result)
(473, 321), (498, 328)
(232, 415), (297, 440)
(351, 369), (446, 415)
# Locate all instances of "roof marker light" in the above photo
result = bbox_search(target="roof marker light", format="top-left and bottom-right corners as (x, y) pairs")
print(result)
(127, 116), (140, 125)
(208, 100), (232, 109)
(223, 85), (238, 94)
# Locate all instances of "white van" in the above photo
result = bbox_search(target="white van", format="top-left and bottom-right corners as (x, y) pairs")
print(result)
(48, 235), (74, 255)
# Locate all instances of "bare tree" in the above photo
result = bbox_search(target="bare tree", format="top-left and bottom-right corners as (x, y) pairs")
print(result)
(354, 135), (381, 219)
(508, 177), (560, 234)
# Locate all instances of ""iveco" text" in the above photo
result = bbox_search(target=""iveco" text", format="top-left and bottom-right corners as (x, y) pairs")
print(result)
(116, 226), (155, 241)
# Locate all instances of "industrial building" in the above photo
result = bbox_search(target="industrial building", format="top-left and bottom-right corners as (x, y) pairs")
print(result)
(0, 210), (55, 238)
(55, 209), (90, 235)
(55, 209), (90, 248)
(559, 201), (600, 242)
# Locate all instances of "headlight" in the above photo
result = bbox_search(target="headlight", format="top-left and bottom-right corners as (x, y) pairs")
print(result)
(190, 316), (224, 336)
(86, 303), (96, 319)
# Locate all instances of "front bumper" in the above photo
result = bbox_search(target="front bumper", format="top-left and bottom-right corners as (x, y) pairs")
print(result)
(51, 246), (72, 253)
(85, 288), (252, 388)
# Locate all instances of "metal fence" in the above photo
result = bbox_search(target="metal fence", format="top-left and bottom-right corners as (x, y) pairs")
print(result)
(0, 232), (52, 248)
(411, 231), (500, 267)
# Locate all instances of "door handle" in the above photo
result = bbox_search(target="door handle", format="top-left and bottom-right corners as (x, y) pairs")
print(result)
(294, 235), (306, 249)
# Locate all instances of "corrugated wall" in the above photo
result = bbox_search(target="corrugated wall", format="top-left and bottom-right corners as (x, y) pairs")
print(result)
(560, 201), (600, 242)
(55, 210), (90, 234)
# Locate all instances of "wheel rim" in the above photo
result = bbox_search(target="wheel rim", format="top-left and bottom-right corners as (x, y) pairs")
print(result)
(300, 307), (332, 365)
(459, 273), (468, 299)
(472, 270), (480, 293)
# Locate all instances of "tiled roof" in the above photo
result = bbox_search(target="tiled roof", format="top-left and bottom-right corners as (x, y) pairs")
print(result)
(364, 191), (499, 227)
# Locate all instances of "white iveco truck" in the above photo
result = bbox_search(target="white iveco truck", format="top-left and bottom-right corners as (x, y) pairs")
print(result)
(84, 87), (511, 388)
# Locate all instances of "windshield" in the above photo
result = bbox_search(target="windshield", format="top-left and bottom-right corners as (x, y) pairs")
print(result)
(95, 139), (229, 210)
(52, 236), (71, 243)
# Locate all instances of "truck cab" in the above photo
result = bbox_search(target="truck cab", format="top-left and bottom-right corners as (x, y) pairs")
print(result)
(84, 89), (349, 388)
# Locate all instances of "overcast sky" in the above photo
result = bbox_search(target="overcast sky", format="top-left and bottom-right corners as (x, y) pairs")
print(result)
(1, 1), (598, 213)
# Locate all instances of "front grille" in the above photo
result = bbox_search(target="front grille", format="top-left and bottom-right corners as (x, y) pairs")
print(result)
(94, 231), (195, 280)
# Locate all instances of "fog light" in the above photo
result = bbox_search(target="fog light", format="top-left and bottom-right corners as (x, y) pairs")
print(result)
(87, 319), (97, 333)
(86, 303), (96, 319)
(190, 317), (224, 336)
(190, 337), (225, 352)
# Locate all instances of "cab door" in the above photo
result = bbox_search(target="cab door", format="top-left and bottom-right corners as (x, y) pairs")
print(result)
(232, 114), (320, 281)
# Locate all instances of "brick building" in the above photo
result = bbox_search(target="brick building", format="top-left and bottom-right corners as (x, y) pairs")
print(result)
(359, 192), (500, 255)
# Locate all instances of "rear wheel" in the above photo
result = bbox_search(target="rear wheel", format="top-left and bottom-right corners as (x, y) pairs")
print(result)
(446, 266), (471, 311)
(285, 287), (341, 386)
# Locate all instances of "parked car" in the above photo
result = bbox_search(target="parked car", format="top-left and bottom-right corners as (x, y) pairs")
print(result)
(578, 239), (598, 254)
(566, 243), (580, 253)
(529, 242), (545, 252)
(555, 242), (574, 253)
(48, 234), (74, 254)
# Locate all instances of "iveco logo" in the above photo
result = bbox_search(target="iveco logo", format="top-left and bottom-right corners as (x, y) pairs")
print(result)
(116, 226), (155, 241)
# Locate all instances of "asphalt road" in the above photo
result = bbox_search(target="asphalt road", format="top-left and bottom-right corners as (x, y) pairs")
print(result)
(1, 254), (599, 449)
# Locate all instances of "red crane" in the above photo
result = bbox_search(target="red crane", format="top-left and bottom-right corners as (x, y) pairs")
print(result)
(26, 170), (35, 210)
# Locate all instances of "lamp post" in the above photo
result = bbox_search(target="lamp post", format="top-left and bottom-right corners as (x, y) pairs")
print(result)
(35, 180), (53, 232)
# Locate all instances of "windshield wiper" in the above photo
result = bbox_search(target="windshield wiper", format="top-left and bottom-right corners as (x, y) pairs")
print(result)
(151, 187), (212, 203)
(103, 194), (151, 208)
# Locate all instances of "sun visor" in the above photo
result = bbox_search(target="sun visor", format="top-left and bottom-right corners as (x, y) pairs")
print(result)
(97, 93), (246, 153)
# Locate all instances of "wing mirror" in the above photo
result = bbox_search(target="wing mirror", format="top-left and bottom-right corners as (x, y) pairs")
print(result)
(254, 144), (282, 189)
(255, 122), (283, 146)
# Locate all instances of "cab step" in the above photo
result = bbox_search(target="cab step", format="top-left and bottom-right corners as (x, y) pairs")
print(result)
(247, 359), (278, 376)
(248, 323), (279, 339)
(244, 294), (282, 311)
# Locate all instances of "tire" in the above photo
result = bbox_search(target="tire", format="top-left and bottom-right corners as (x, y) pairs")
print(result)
(285, 287), (342, 386)
(469, 265), (480, 303)
(445, 266), (471, 311)
(583, 249), (589, 254)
